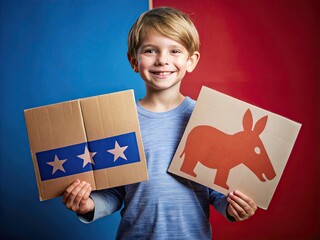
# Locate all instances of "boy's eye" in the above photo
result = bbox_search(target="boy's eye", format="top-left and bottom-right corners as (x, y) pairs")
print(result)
(171, 49), (182, 54)
(144, 49), (157, 54)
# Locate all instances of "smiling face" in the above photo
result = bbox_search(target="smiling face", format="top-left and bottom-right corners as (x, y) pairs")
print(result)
(129, 30), (200, 92)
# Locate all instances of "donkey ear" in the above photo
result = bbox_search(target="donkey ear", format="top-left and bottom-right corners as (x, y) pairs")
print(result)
(253, 115), (268, 135)
(243, 109), (253, 131)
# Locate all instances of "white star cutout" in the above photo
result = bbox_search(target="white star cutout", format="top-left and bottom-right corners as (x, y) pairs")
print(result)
(47, 155), (67, 174)
(107, 141), (128, 162)
(77, 146), (96, 167)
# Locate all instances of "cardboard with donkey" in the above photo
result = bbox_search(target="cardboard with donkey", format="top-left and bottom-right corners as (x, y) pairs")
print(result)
(168, 86), (301, 209)
(24, 90), (148, 201)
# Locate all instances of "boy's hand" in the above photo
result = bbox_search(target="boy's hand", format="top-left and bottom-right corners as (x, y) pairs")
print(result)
(227, 190), (257, 221)
(62, 179), (94, 215)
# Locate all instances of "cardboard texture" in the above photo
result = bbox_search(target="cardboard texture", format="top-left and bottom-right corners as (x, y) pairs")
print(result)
(168, 86), (301, 209)
(25, 90), (148, 201)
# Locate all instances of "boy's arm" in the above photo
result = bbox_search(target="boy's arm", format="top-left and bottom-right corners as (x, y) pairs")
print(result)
(78, 186), (125, 223)
(209, 189), (235, 222)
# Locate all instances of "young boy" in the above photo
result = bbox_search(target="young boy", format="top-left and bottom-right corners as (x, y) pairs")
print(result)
(62, 7), (257, 239)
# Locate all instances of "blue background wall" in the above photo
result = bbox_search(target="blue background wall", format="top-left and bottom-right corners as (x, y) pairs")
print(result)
(0, 0), (148, 239)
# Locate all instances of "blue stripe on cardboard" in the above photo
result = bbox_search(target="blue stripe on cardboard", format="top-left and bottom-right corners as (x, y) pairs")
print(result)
(89, 132), (140, 170)
(36, 132), (140, 181)
(36, 143), (92, 181)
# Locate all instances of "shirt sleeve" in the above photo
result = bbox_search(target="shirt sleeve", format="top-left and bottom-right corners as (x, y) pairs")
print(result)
(209, 188), (235, 222)
(78, 186), (125, 223)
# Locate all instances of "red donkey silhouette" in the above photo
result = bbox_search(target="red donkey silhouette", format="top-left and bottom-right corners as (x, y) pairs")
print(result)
(180, 109), (276, 190)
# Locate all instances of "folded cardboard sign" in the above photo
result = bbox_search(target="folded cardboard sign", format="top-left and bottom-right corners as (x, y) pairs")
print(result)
(168, 86), (301, 209)
(25, 90), (148, 201)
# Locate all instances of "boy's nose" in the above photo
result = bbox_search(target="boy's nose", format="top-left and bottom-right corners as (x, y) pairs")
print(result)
(155, 53), (169, 66)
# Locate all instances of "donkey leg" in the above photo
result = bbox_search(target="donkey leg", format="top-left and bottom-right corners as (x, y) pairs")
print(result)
(214, 169), (230, 190)
(180, 155), (197, 177)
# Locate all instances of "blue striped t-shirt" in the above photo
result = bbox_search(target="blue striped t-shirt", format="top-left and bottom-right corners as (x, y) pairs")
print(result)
(80, 97), (230, 239)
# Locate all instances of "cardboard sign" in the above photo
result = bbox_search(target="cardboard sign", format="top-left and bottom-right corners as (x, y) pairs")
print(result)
(24, 90), (148, 201)
(168, 86), (301, 209)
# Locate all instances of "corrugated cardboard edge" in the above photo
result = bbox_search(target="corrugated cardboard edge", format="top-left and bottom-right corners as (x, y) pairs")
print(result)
(24, 108), (43, 200)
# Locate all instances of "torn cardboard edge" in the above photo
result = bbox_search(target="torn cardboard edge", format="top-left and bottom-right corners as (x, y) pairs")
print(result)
(24, 90), (148, 201)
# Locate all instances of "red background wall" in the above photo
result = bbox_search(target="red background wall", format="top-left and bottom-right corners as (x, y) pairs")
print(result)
(153, 0), (319, 239)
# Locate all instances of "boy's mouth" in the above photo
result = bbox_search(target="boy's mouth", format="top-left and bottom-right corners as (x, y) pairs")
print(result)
(150, 71), (175, 76)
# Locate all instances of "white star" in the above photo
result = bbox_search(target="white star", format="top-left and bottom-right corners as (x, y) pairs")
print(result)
(107, 141), (128, 162)
(77, 146), (96, 167)
(47, 155), (67, 174)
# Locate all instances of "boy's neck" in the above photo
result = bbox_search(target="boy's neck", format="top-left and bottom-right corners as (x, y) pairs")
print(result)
(139, 87), (185, 113)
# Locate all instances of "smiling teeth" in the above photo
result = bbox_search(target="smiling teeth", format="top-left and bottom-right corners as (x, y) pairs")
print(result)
(153, 72), (172, 75)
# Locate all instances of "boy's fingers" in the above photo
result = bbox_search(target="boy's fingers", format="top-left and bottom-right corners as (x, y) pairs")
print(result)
(62, 179), (80, 204)
(233, 190), (257, 211)
(64, 181), (87, 210)
(82, 185), (92, 201)
(227, 190), (257, 221)
(229, 190), (257, 213)
(227, 203), (242, 221)
(227, 196), (248, 220)
(67, 181), (86, 205)
(78, 186), (93, 214)
(72, 182), (91, 211)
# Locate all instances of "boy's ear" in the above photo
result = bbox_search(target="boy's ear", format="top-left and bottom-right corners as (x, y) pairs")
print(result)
(127, 52), (139, 73)
(186, 51), (200, 73)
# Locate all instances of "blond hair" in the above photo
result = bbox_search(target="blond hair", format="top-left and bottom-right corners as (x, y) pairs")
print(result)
(128, 7), (200, 57)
